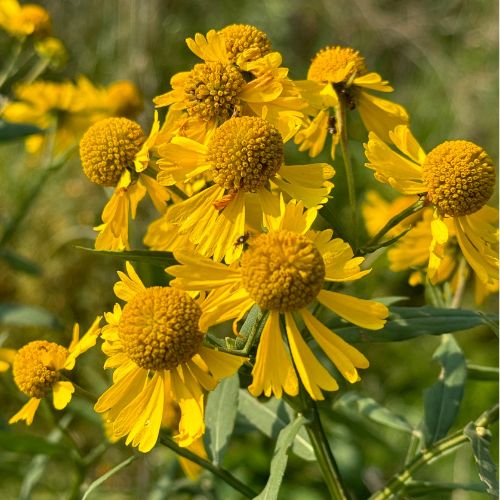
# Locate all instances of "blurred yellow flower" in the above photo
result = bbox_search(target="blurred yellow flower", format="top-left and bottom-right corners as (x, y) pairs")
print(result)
(365, 125), (498, 292)
(154, 27), (306, 142)
(6, 317), (101, 425)
(295, 45), (408, 158)
(94, 262), (243, 453)
(157, 115), (334, 262)
(79, 114), (170, 250)
(168, 200), (388, 401)
(0, 0), (51, 38)
(34, 36), (67, 69)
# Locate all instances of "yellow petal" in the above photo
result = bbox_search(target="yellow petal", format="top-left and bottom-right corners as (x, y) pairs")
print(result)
(114, 261), (146, 302)
(9, 398), (41, 426)
(52, 381), (75, 410)
(65, 316), (101, 369)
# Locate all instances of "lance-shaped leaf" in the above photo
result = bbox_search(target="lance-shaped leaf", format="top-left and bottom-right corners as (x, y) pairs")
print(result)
(76, 248), (176, 268)
(323, 306), (497, 343)
(205, 374), (240, 466)
(254, 414), (307, 500)
(0, 120), (43, 141)
(238, 390), (315, 461)
(334, 391), (414, 434)
(464, 421), (499, 496)
(423, 335), (466, 446)
(0, 303), (63, 330)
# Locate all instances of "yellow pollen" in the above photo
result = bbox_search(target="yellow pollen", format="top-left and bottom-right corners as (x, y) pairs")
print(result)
(207, 116), (283, 192)
(13, 341), (67, 399)
(79, 117), (145, 187)
(183, 62), (245, 122)
(219, 24), (272, 62)
(118, 287), (203, 371)
(307, 46), (367, 84)
(422, 140), (496, 217)
(241, 231), (325, 311)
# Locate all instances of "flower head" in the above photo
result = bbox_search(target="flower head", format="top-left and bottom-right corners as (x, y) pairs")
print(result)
(157, 115), (334, 262)
(364, 125), (498, 288)
(168, 200), (388, 400)
(6, 317), (101, 425)
(219, 24), (272, 63)
(0, 1), (51, 38)
(94, 263), (243, 452)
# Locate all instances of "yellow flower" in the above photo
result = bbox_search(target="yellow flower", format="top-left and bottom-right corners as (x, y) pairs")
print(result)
(105, 80), (144, 119)
(295, 45), (408, 158)
(94, 262), (243, 453)
(167, 200), (388, 401)
(0, 0), (51, 38)
(79, 114), (170, 250)
(34, 36), (67, 69)
(6, 317), (101, 425)
(154, 27), (306, 142)
(157, 115), (334, 262)
(364, 125), (498, 290)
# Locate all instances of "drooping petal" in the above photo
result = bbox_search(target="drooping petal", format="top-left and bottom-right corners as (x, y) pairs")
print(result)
(114, 261), (146, 302)
(52, 381), (75, 410)
(65, 316), (101, 369)
(9, 398), (41, 425)
(197, 346), (245, 380)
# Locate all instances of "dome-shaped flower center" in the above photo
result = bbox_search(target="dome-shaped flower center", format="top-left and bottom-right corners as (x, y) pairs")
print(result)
(422, 140), (496, 217)
(308, 46), (367, 84)
(13, 341), (67, 399)
(219, 24), (272, 62)
(80, 117), (145, 187)
(118, 287), (203, 371)
(207, 116), (283, 192)
(183, 62), (246, 122)
(241, 231), (325, 311)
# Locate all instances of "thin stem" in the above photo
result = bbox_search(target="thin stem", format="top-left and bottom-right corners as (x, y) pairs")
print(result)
(359, 198), (425, 255)
(338, 96), (358, 250)
(0, 39), (24, 89)
(370, 405), (499, 500)
(159, 434), (257, 498)
(286, 392), (349, 499)
(450, 257), (468, 308)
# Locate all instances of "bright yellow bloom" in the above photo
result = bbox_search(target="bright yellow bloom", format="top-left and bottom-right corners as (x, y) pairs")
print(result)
(94, 262), (243, 453)
(364, 125), (498, 290)
(154, 27), (306, 142)
(157, 115), (334, 262)
(167, 200), (388, 401)
(295, 45), (408, 158)
(0, 0), (51, 37)
(80, 114), (170, 250)
(5, 317), (101, 425)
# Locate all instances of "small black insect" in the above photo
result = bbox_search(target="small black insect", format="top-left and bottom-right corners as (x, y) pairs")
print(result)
(327, 116), (337, 135)
(234, 232), (250, 247)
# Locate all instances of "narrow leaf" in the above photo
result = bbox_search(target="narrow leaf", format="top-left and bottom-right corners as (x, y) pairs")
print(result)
(0, 303), (63, 330)
(323, 306), (496, 343)
(205, 374), (240, 465)
(423, 335), (466, 446)
(254, 414), (307, 500)
(0, 249), (41, 275)
(82, 455), (137, 500)
(466, 364), (499, 382)
(0, 120), (43, 141)
(464, 421), (499, 496)
(0, 431), (66, 456)
(76, 247), (176, 268)
(334, 391), (413, 433)
(238, 390), (314, 461)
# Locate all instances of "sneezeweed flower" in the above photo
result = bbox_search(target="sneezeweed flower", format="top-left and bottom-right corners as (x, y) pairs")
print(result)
(167, 200), (388, 401)
(6, 317), (101, 425)
(79, 114), (169, 250)
(295, 45), (408, 158)
(365, 125), (499, 291)
(0, 0), (51, 38)
(34, 36), (68, 69)
(94, 262), (244, 453)
(157, 115), (334, 262)
(154, 27), (306, 141)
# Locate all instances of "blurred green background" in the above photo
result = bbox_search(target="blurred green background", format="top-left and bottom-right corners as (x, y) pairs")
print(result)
(0, 0), (498, 498)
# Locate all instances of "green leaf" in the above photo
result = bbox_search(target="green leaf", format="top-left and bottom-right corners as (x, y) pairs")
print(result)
(323, 306), (496, 343)
(254, 414), (307, 500)
(82, 455), (138, 500)
(76, 247), (176, 268)
(466, 364), (499, 381)
(0, 120), (43, 141)
(205, 374), (240, 466)
(0, 303), (63, 330)
(334, 391), (413, 434)
(0, 431), (66, 456)
(405, 480), (487, 496)
(0, 249), (41, 275)
(464, 421), (499, 496)
(237, 390), (315, 461)
(423, 335), (466, 446)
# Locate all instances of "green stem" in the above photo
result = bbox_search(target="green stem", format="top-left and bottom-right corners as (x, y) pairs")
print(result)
(370, 405), (499, 500)
(287, 392), (349, 499)
(338, 96), (358, 251)
(159, 434), (257, 498)
(359, 198), (425, 255)
(0, 39), (24, 89)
